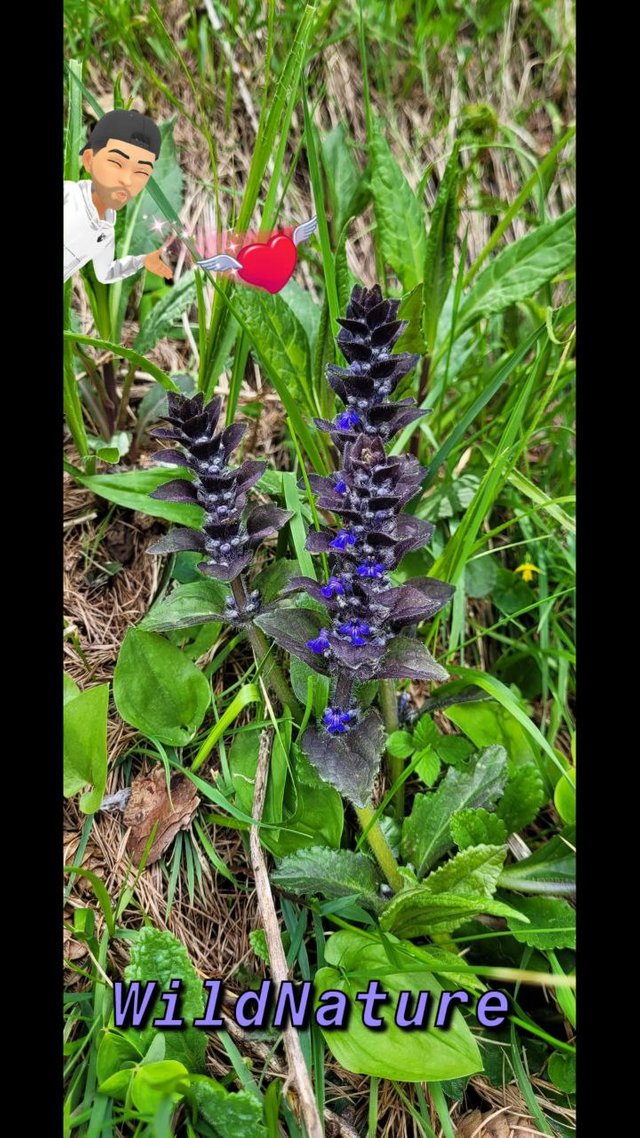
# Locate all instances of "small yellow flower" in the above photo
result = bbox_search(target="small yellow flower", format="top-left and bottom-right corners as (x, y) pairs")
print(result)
(514, 561), (541, 584)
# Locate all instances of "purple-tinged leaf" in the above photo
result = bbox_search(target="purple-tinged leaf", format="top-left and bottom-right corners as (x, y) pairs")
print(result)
(377, 636), (449, 681)
(147, 528), (205, 555)
(301, 710), (385, 807)
(150, 478), (198, 503)
(254, 609), (331, 673)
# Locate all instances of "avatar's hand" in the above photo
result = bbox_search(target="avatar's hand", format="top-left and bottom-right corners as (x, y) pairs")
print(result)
(144, 244), (173, 281)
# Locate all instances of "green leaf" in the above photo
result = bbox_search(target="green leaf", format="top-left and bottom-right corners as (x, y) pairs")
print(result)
(497, 830), (575, 896)
(190, 1079), (266, 1137)
(279, 278), (321, 359)
(435, 735), (475, 769)
(414, 746), (441, 786)
(464, 556), (498, 598)
(396, 283), (427, 355)
(98, 1069), (136, 1099)
(451, 808), (508, 850)
(456, 208), (575, 333)
(506, 896), (576, 949)
(271, 846), (382, 908)
(321, 122), (362, 233)
(65, 465), (203, 528)
(235, 287), (311, 405)
(554, 766), (576, 825)
(270, 746), (343, 855)
(444, 699), (539, 768)
(380, 886), (528, 937)
(128, 119), (184, 257)
(370, 123), (426, 291)
(385, 730), (415, 759)
(548, 1052), (576, 1094)
(497, 764), (546, 832)
(402, 745), (508, 877)
(134, 271), (197, 355)
(422, 844), (506, 899)
(423, 147), (460, 351)
(114, 628), (211, 745)
(252, 559), (300, 604)
(316, 929), (482, 1081)
(63, 680), (109, 813)
(124, 926), (207, 1072)
(413, 715), (439, 749)
(130, 1060), (189, 1113)
(139, 581), (228, 633)
(289, 656), (330, 718)
(229, 724), (288, 850)
(63, 331), (178, 392)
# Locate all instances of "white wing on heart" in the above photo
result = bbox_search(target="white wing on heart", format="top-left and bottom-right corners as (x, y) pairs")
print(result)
(196, 253), (243, 272)
(292, 215), (318, 246)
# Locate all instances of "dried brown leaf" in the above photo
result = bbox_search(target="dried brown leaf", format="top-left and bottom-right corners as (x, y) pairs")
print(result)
(456, 1109), (511, 1138)
(123, 766), (200, 864)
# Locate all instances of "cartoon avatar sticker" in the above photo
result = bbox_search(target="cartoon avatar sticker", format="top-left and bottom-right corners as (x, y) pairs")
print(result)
(196, 216), (318, 294)
(63, 109), (173, 284)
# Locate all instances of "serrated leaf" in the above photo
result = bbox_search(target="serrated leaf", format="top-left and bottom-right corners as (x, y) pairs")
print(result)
(380, 886), (528, 937)
(457, 207), (575, 333)
(422, 843), (506, 899)
(114, 628), (211, 746)
(370, 123), (426, 291)
(386, 730), (415, 759)
(139, 581), (228, 633)
(254, 607), (329, 673)
(63, 680), (109, 813)
(498, 830), (575, 896)
(272, 847), (382, 909)
(435, 735), (475, 769)
(316, 929), (482, 1081)
(190, 1080), (266, 1136)
(414, 746), (441, 786)
(497, 763), (545, 832)
(451, 808), (508, 850)
(124, 927), (207, 1072)
(402, 745), (508, 877)
(506, 896), (576, 949)
(134, 271), (197, 355)
(413, 714), (439, 749)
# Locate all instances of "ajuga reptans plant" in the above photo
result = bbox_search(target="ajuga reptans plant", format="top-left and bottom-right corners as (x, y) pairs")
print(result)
(255, 285), (455, 807)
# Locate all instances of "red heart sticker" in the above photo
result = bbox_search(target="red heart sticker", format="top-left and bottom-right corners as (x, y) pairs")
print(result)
(237, 233), (297, 294)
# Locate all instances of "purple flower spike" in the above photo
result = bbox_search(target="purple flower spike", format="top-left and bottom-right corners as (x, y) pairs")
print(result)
(356, 561), (386, 579)
(334, 479), (347, 493)
(307, 629), (331, 655)
(321, 575), (346, 599)
(330, 529), (356, 550)
(336, 410), (360, 429)
(323, 707), (356, 735)
(338, 620), (371, 646)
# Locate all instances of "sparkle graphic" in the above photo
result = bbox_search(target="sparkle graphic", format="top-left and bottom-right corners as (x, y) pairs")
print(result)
(149, 216), (169, 236)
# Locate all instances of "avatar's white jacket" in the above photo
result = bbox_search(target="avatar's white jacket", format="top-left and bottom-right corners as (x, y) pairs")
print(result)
(63, 180), (146, 283)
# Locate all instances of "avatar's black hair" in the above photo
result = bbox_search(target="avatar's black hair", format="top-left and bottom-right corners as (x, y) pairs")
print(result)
(80, 109), (161, 158)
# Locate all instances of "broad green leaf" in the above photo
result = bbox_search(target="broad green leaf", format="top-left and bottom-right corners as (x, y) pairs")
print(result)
(234, 288), (313, 416)
(370, 123), (426, 291)
(64, 673), (80, 704)
(63, 681), (109, 813)
(139, 581), (228, 633)
(65, 465), (203, 528)
(190, 1079), (266, 1136)
(289, 656), (330, 718)
(269, 746), (343, 854)
(465, 556), (498, 598)
(380, 886), (528, 937)
(497, 764), (546, 832)
(423, 147), (460, 351)
(316, 929), (482, 1081)
(128, 119), (184, 257)
(385, 730), (415, 759)
(130, 1060), (189, 1113)
(279, 279), (321, 360)
(451, 808), (508, 850)
(445, 699), (539, 768)
(414, 746), (441, 786)
(413, 715), (439, 749)
(134, 271), (197, 355)
(229, 723), (288, 848)
(271, 846), (382, 908)
(396, 283), (427, 355)
(422, 844), (506, 899)
(498, 830), (575, 896)
(124, 926), (207, 1072)
(321, 122), (362, 232)
(554, 765), (576, 825)
(402, 745), (508, 877)
(456, 208), (575, 333)
(252, 559), (299, 604)
(506, 896), (576, 950)
(114, 628), (211, 745)
(548, 1052), (576, 1094)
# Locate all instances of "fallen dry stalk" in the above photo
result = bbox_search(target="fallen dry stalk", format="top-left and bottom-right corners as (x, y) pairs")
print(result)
(249, 728), (324, 1138)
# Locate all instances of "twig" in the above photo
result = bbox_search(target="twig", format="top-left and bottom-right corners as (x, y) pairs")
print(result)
(249, 728), (324, 1138)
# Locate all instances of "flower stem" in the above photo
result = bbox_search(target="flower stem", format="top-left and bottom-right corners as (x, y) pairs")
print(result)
(380, 679), (404, 819)
(231, 576), (303, 722)
(355, 805), (404, 893)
